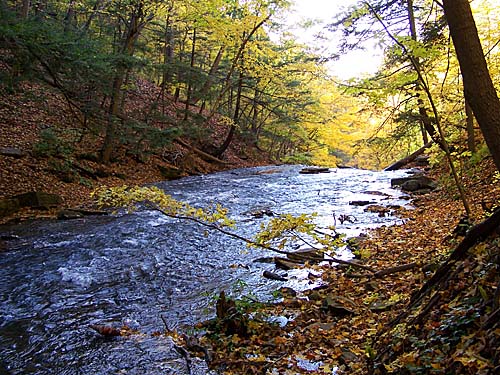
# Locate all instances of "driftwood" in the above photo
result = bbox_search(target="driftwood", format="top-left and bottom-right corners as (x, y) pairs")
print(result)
(345, 262), (421, 279)
(275, 257), (302, 270)
(299, 167), (330, 174)
(384, 141), (432, 171)
(174, 138), (230, 165)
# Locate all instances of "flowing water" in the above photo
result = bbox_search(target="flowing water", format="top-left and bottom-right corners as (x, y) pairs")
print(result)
(0, 165), (412, 374)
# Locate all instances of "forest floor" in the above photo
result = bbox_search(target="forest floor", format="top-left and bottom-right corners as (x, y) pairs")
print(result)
(2, 81), (499, 374)
(0, 80), (270, 224)
(182, 159), (500, 375)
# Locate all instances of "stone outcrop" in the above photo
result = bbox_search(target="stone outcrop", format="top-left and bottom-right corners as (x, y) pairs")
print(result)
(391, 175), (437, 193)
(0, 191), (63, 218)
(13, 191), (62, 209)
(0, 147), (27, 158)
(0, 198), (20, 217)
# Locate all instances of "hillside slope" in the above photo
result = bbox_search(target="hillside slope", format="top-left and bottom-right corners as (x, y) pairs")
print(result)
(0, 80), (270, 223)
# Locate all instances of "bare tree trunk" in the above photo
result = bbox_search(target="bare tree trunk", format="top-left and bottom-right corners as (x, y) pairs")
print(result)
(174, 28), (189, 103)
(64, 0), (76, 32)
(208, 16), (270, 117)
(214, 64), (243, 158)
(184, 28), (196, 121)
(101, 4), (147, 164)
(160, 3), (175, 113)
(407, 0), (438, 146)
(192, 46), (224, 105)
(21, 0), (30, 18)
(465, 99), (476, 153)
(81, 0), (102, 34)
(443, 0), (500, 172)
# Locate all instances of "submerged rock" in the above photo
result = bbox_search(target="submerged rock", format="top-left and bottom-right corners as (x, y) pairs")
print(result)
(349, 200), (372, 206)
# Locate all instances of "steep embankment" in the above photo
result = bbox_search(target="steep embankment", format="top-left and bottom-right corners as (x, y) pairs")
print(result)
(0, 80), (270, 223)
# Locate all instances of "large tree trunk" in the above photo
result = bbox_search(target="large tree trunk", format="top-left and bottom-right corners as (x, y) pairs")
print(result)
(21, 0), (30, 18)
(443, 0), (500, 171)
(214, 68), (243, 158)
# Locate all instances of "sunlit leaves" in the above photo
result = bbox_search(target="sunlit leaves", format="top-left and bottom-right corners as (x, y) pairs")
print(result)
(92, 185), (235, 227)
(252, 212), (344, 252)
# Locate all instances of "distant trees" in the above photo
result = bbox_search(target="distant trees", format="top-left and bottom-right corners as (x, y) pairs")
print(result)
(328, 0), (500, 172)
(1, 0), (345, 165)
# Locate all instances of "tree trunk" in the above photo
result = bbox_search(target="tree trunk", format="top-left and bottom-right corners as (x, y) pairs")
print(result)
(443, 0), (500, 171)
(160, 4), (175, 113)
(101, 5), (146, 164)
(465, 98), (476, 153)
(214, 68), (243, 158)
(407, 0), (438, 146)
(21, 0), (30, 18)
(64, 0), (76, 32)
(384, 141), (432, 171)
(184, 28), (196, 121)
(81, 0), (102, 33)
(192, 46), (224, 104)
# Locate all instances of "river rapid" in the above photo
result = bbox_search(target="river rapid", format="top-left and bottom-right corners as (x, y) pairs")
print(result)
(0, 165), (412, 374)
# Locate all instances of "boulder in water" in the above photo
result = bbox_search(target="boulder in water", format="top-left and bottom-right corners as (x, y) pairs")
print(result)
(349, 200), (372, 206)
(391, 175), (437, 192)
(299, 167), (330, 174)
(57, 209), (84, 220)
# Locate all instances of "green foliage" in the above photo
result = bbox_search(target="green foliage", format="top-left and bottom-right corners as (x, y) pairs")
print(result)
(79, 177), (94, 188)
(469, 144), (491, 165)
(0, 8), (114, 91)
(33, 128), (74, 158)
(280, 152), (313, 165)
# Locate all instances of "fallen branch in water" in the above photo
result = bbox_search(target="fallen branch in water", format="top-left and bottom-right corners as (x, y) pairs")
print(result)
(93, 186), (375, 273)
(152, 205), (375, 272)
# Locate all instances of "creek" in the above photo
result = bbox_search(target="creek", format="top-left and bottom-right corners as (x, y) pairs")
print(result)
(0, 165), (411, 374)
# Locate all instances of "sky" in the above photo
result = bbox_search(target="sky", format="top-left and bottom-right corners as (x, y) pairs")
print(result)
(286, 0), (383, 80)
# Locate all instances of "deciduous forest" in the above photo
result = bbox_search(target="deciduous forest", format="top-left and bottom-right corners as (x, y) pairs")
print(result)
(1, 0), (500, 374)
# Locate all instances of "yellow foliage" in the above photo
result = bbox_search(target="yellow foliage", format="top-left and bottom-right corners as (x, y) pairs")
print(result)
(92, 185), (235, 228)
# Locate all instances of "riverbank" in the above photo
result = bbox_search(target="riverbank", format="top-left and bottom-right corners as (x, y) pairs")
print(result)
(187, 158), (500, 374)
(0, 80), (271, 225)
